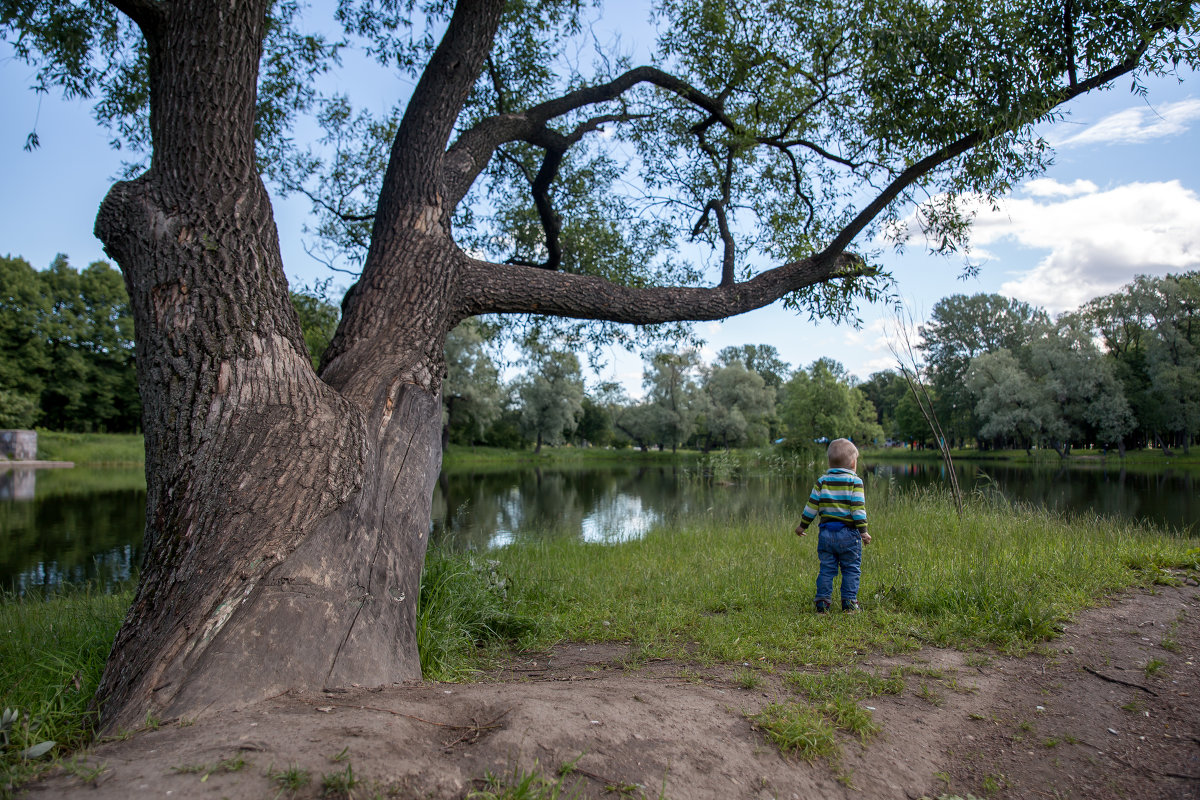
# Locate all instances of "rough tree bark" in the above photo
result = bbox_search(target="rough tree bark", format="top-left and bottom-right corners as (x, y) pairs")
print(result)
(87, 0), (1183, 731)
(93, 0), (501, 730)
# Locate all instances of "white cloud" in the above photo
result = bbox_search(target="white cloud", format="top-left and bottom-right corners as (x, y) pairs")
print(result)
(1022, 178), (1098, 198)
(965, 180), (1200, 313)
(1050, 99), (1200, 147)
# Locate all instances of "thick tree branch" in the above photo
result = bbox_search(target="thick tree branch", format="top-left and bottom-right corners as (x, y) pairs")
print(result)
(378, 0), (504, 213)
(458, 250), (869, 325)
(106, 0), (164, 33)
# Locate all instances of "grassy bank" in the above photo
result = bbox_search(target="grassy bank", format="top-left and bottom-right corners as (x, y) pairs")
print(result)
(495, 488), (1197, 665)
(443, 444), (697, 468)
(32, 432), (144, 466)
(864, 445), (1200, 470)
(0, 589), (131, 794)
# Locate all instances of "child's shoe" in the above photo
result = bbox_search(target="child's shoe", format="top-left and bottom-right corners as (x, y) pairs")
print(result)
(842, 600), (860, 613)
(815, 599), (831, 614)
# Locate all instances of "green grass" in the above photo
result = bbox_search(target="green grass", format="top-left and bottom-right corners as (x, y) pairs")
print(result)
(416, 549), (540, 680)
(467, 762), (584, 799)
(495, 488), (1196, 666)
(783, 668), (904, 703)
(748, 703), (840, 762)
(443, 444), (695, 469)
(863, 445), (1200, 470)
(0, 588), (131, 793)
(268, 764), (312, 797)
(32, 431), (144, 466)
(1, 487), (1194, 789)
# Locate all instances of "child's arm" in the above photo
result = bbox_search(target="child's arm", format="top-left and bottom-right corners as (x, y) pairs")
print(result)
(851, 476), (870, 544)
(795, 480), (822, 536)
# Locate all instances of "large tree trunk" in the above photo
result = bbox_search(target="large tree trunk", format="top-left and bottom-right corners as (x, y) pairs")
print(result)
(90, 0), (483, 731)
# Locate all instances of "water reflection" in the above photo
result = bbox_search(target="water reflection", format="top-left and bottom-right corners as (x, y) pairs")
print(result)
(0, 467), (145, 594)
(431, 464), (814, 550)
(862, 460), (1198, 535)
(2, 457), (1195, 593)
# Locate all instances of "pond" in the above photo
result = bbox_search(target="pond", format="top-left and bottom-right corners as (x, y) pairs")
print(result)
(2, 456), (1196, 593)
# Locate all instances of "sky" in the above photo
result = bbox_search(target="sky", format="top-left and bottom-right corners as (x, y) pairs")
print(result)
(2, 7), (1198, 399)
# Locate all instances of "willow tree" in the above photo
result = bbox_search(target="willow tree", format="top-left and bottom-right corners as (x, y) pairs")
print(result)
(4, 0), (1195, 728)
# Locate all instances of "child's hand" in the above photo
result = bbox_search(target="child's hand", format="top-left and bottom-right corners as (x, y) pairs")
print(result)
(861, 531), (871, 544)
(794, 525), (807, 536)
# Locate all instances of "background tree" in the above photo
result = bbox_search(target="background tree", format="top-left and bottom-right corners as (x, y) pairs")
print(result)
(780, 358), (877, 448)
(442, 320), (504, 448)
(894, 390), (934, 447)
(858, 370), (908, 440)
(289, 283), (341, 372)
(590, 380), (633, 448)
(919, 294), (1049, 446)
(1028, 314), (1134, 456)
(0, 255), (51, 423)
(0, 254), (138, 432)
(717, 344), (789, 439)
(965, 349), (1055, 453)
(1142, 273), (1200, 454)
(573, 395), (614, 447)
(614, 401), (663, 452)
(696, 360), (776, 450)
(4, 0), (1194, 728)
(517, 347), (585, 453)
(641, 348), (702, 452)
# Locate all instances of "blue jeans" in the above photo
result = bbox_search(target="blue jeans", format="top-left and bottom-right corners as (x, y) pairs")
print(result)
(815, 524), (862, 609)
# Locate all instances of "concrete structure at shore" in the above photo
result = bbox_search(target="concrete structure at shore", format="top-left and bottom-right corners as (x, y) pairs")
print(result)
(1, 429), (37, 461)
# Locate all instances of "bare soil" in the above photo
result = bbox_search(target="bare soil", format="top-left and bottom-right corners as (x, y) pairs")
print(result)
(24, 580), (1200, 800)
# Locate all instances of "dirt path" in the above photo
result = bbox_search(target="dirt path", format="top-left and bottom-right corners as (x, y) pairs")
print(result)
(25, 581), (1200, 799)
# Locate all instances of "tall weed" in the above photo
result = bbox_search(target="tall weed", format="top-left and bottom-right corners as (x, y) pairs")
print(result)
(417, 549), (538, 680)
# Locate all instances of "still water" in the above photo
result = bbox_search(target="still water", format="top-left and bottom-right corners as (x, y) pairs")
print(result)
(2, 457), (1196, 593)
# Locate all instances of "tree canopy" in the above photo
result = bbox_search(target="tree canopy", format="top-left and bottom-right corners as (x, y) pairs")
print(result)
(7, 0), (1195, 341)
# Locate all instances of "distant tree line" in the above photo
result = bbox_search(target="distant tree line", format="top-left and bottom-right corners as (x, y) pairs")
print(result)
(440, 323), (882, 453)
(858, 272), (1199, 456)
(9, 252), (1192, 455)
(1, 254), (139, 431)
(0, 254), (341, 433)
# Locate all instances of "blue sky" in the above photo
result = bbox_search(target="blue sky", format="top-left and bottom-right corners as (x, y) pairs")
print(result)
(2, 8), (1198, 398)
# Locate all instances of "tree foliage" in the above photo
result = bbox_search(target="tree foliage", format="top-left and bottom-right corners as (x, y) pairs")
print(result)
(516, 346), (585, 452)
(781, 357), (881, 449)
(442, 319), (504, 446)
(0, 254), (139, 432)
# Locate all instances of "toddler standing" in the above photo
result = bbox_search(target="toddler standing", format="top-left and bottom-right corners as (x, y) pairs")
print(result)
(794, 438), (870, 613)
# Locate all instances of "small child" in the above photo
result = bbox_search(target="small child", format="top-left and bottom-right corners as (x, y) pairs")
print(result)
(794, 438), (871, 613)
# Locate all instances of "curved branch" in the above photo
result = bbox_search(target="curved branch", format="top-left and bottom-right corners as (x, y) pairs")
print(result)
(525, 145), (565, 270)
(506, 112), (638, 270)
(380, 0), (504, 212)
(458, 250), (869, 325)
(445, 66), (730, 206)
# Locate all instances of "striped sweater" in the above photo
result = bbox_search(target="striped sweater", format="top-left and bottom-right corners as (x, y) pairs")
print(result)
(798, 467), (868, 533)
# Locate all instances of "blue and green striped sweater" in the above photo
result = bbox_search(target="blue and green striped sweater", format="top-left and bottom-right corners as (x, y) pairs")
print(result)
(798, 467), (868, 533)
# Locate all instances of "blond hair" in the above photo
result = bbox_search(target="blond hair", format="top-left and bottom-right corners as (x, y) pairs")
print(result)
(827, 438), (858, 469)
